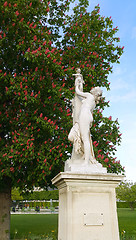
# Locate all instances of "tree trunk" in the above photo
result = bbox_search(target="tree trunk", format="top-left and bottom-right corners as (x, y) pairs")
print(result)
(0, 184), (11, 239)
(130, 202), (134, 211)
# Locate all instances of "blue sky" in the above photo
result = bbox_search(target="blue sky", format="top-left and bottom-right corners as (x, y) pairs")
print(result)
(87, 0), (136, 182)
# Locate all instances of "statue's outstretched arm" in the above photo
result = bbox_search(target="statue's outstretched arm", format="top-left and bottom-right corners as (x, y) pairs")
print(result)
(75, 85), (88, 98)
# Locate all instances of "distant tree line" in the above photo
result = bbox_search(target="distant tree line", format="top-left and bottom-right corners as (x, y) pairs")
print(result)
(116, 181), (136, 210)
(12, 188), (59, 201)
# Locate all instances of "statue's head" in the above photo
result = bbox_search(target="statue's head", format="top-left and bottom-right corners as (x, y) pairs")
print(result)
(75, 68), (81, 74)
(90, 87), (102, 104)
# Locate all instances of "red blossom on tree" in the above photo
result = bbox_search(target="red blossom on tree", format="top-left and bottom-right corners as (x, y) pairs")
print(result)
(0, 0), (124, 197)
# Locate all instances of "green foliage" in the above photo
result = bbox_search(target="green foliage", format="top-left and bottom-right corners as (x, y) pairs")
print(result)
(116, 181), (136, 210)
(0, 176), (11, 192)
(117, 202), (136, 209)
(0, 0), (124, 192)
(11, 188), (23, 201)
(11, 188), (59, 200)
(24, 190), (59, 201)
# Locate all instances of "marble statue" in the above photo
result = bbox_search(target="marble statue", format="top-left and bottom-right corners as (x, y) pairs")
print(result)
(65, 68), (107, 173)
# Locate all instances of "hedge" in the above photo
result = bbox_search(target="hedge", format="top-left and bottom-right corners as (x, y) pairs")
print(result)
(25, 190), (59, 200)
(12, 189), (59, 201)
(117, 201), (136, 208)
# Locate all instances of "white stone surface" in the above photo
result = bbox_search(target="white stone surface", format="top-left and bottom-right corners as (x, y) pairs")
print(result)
(52, 172), (124, 240)
(64, 159), (107, 174)
(68, 69), (104, 167)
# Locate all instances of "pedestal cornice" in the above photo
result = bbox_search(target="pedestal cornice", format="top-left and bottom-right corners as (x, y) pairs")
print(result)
(52, 172), (125, 189)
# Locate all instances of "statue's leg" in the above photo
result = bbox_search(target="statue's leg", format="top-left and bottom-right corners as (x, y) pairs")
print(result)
(80, 126), (91, 164)
(84, 141), (91, 163)
(89, 135), (97, 164)
(79, 109), (92, 164)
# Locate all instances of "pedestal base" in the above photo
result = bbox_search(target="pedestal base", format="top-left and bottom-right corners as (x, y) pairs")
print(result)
(64, 159), (107, 174)
(52, 172), (124, 240)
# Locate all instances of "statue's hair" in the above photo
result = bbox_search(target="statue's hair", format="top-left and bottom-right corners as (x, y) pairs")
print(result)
(90, 87), (102, 96)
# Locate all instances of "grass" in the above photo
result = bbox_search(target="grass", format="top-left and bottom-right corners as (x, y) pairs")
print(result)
(118, 208), (136, 239)
(10, 209), (136, 239)
(10, 214), (58, 239)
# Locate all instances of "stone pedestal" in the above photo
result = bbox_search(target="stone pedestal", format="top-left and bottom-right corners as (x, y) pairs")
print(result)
(52, 172), (124, 240)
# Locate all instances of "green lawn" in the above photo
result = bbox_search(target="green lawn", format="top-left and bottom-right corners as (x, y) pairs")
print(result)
(10, 214), (58, 239)
(10, 209), (136, 239)
(118, 208), (136, 239)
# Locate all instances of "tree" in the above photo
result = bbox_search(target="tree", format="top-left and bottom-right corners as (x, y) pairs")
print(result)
(0, 0), (124, 238)
(116, 181), (136, 210)
(0, 0), (73, 238)
(11, 188), (23, 201)
(60, 2), (124, 174)
(11, 187), (59, 201)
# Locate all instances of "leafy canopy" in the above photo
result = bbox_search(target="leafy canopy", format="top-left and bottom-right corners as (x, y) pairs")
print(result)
(0, 0), (124, 192)
(116, 181), (136, 210)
